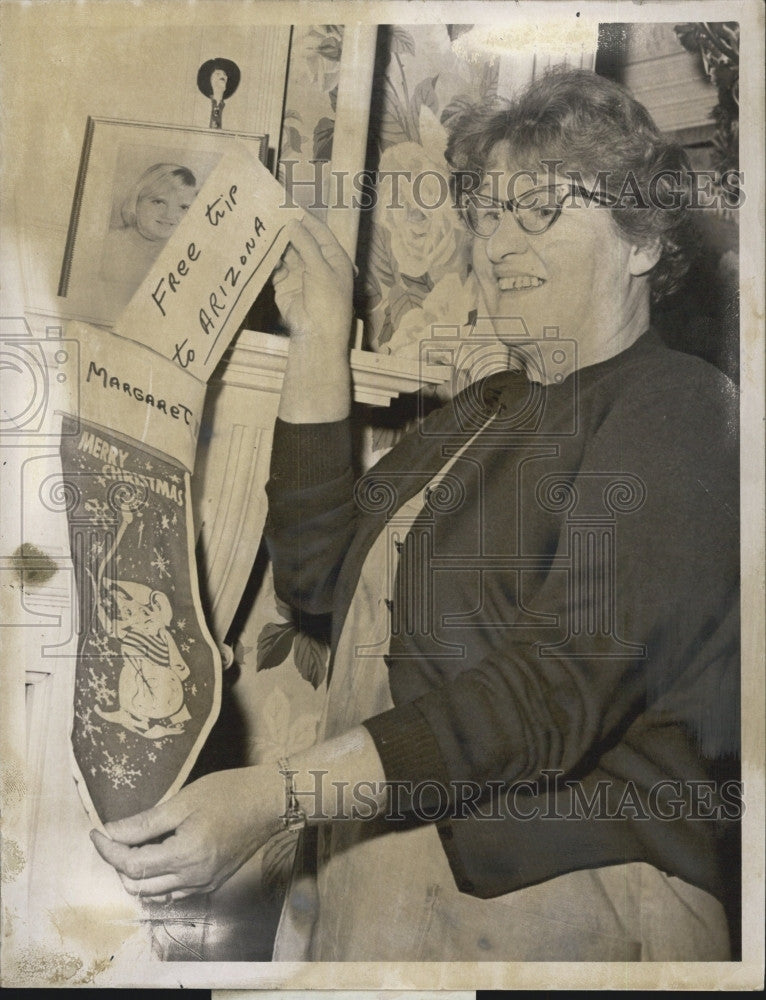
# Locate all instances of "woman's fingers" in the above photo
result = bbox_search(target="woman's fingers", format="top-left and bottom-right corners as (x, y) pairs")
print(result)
(117, 871), (194, 897)
(300, 210), (345, 251)
(272, 214), (354, 348)
(90, 829), (182, 881)
(101, 795), (187, 845)
(144, 889), (198, 904)
(89, 766), (282, 906)
(286, 217), (331, 272)
(274, 216), (353, 288)
(302, 212), (354, 275)
(272, 247), (301, 292)
(286, 214), (353, 278)
(90, 791), (199, 881)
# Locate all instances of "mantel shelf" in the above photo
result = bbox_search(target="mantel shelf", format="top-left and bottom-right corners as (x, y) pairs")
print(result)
(218, 328), (447, 406)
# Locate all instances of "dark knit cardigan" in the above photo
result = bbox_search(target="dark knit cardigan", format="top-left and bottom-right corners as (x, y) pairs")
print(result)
(265, 330), (740, 903)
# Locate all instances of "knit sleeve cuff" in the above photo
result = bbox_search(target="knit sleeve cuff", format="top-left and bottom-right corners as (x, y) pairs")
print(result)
(269, 417), (352, 489)
(363, 700), (452, 798)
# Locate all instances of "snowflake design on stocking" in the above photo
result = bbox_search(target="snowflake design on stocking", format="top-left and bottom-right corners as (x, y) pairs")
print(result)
(100, 750), (142, 790)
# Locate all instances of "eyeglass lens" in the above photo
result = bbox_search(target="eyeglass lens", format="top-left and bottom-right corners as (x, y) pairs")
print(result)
(463, 186), (568, 237)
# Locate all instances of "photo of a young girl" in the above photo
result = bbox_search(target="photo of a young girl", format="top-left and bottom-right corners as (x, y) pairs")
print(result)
(100, 162), (199, 294)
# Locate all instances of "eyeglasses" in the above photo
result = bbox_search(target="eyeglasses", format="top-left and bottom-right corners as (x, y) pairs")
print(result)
(459, 183), (614, 238)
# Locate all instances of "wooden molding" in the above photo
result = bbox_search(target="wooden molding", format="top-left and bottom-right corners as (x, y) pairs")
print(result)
(218, 328), (448, 405)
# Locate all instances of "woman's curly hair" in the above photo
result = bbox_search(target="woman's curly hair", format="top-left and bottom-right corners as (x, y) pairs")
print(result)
(445, 69), (694, 301)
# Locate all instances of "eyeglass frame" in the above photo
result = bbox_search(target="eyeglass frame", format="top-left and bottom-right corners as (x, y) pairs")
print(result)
(458, 182), (616, 238)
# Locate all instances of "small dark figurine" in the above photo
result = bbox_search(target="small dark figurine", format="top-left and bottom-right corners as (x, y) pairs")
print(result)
(197, 57), (241, 129)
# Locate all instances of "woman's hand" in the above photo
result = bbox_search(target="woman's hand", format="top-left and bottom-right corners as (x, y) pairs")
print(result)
(274, 213), (355, 423)
(273, 212), (355, 354)
(90, 765), (283, 901)
(90, 728), (388, 901)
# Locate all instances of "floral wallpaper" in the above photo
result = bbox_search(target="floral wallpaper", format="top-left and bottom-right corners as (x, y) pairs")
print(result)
(362, 25), (500, 356)
(278, 25), (344, 208)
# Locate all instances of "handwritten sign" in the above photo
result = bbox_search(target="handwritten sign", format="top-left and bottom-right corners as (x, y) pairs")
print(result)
(115, 142), (302, 382)
(69, 320), (205, 473)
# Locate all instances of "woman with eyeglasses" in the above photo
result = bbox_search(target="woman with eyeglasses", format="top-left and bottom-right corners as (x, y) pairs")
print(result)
(93, 69), (739, 962)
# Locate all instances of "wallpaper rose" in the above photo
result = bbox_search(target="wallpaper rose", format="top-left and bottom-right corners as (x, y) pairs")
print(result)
(362, 25), (500, 354)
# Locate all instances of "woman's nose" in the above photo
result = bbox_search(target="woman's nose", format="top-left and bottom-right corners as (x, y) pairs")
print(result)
(485, 212), (529, 260)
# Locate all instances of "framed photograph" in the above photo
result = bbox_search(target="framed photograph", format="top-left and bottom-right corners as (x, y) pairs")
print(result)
(58, 117), (268, 326)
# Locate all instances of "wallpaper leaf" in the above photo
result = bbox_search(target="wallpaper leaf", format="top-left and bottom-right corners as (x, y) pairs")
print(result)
(313, 116), (336, 162)
(369, 223), (397, 288)
(293, 632), (329, 690)
(256, 621), (296, 672)
(410, 74), (440, 125)
(391, 26), (416, 57)
(447, 24), (474, 43)
(284, 126), (304, 154)
(379, 76), (413, 148)
(440, 95), (475, 129)
(378, 308), (395, 349)
(389, 280), (429, 331)
(402, 272), (435, 295)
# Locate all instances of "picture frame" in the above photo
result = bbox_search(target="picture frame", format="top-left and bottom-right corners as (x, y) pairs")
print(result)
(57, 117), (269, 327)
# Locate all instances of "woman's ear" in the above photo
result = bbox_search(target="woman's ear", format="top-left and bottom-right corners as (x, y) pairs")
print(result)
(628, 239), (661, 277)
